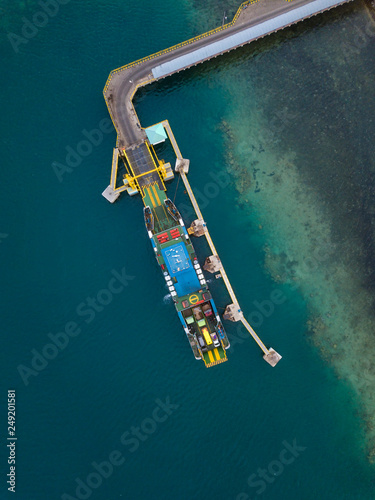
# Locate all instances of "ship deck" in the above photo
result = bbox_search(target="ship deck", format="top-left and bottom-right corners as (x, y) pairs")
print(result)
(142, 182), (229, 367)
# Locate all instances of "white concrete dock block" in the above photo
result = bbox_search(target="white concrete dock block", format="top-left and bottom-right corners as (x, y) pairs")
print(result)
(102, 185), (120, 203)
(175, 158), (190, 173)
(188, 219), (206, 237)
(263, 348), (282, 367)
(203, 255), (222, 273)
(223, 303), (243, 322)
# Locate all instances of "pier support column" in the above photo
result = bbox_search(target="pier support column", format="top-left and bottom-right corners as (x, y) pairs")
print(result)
(203, 255), (222, 273)
(175, 158), (190, 174)
(188, 219), (206, 237)
(102, 185), (120, 203)
(223, 303), (243, 322)
(263, 348), (282, 367)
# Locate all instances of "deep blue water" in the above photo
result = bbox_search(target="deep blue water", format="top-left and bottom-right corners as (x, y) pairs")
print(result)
(1, 1), (375, 499)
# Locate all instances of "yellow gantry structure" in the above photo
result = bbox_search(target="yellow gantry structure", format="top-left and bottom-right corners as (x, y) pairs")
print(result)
(109, 145), (171, 196)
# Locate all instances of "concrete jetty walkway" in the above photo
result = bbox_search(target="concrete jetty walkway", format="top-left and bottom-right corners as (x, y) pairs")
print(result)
(103, 0), (353, 149)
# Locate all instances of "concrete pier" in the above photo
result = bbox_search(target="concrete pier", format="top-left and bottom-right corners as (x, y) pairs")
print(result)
(103, 0), (355, 365)
(110, 148), (119, 189)
(103, 0), (353, 151)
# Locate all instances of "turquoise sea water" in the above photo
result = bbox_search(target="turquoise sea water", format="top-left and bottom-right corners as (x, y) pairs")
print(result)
(1, 0), (375, 499)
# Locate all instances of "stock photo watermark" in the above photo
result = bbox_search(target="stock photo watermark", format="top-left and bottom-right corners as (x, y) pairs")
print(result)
(52, 118), (114, 183)
(0, 233), (9, 244)
(227, 288), (287, 352)
(17, 266), (135, 386)
(177, 169), (231, 220)
(261, 108), (297, 145)
(259, 18), (375, 142)
(341, 16), (375, 62)
(7, 0), (72, 54)
(236, 438), (306, 499)
(228, 242), (332, 350)
(61, 397), (180, 500)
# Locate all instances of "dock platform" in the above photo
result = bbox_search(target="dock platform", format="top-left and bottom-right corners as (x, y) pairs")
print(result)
(102, 0), (355, 364)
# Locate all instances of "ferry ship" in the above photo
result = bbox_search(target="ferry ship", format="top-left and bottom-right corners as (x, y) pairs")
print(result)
(143, 182), (230, 367)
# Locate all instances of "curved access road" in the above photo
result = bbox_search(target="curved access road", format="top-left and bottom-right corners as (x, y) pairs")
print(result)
(103, 0), (353, 149)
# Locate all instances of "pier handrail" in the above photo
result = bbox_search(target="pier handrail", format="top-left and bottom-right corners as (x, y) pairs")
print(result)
(103, 0), (260, 93)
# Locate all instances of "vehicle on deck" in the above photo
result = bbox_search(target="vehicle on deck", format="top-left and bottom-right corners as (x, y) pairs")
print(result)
(143, 182), (230, 367)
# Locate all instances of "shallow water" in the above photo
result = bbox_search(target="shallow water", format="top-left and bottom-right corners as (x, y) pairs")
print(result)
(216, 0), (375, 463)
